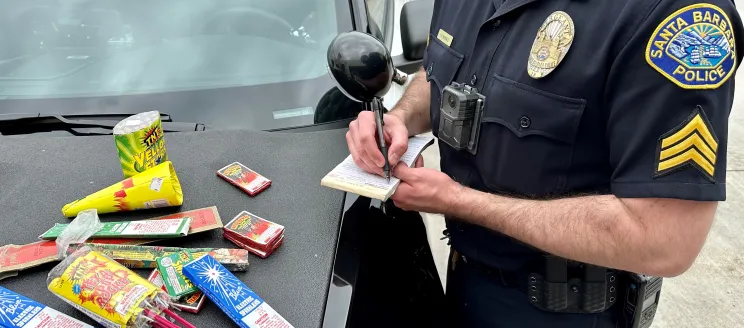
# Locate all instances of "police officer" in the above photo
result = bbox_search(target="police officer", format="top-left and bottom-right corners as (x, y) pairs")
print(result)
(346, 0), (743, 326)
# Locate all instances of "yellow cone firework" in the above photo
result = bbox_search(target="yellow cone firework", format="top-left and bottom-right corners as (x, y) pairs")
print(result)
(62, 161), (184, 217)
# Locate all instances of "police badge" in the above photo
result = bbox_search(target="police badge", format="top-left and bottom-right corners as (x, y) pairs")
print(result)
(528, 11), (575, 79)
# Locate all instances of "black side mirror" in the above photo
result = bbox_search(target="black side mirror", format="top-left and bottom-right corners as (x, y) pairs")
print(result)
(326, 31), (407, 103)
(400, 0), (434, 61)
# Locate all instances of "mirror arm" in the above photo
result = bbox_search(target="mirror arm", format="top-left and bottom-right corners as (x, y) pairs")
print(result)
(392, 54), (423, 75)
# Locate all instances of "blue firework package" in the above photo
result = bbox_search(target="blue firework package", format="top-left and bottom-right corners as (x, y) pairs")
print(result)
(0, 286), (93, 328)
(182, 254), (294, 328)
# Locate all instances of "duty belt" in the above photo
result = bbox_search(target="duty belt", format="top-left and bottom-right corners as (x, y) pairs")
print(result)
(454, 252), (619, 314)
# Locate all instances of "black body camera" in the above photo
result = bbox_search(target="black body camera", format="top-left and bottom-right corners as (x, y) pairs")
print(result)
(438, 82), (485, 155)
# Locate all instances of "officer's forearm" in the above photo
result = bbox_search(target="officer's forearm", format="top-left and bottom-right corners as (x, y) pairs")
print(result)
(447, 187), (716, 277)
(389, 67), (431, 136)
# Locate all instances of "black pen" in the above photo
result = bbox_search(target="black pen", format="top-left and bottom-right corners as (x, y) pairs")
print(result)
(373, 101), (391, 181)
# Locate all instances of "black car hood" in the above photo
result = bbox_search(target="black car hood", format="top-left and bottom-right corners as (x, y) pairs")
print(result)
(0, 128), (350, 327)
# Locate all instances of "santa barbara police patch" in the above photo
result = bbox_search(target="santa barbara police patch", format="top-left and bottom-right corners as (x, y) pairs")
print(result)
(646, 3), (736, 89)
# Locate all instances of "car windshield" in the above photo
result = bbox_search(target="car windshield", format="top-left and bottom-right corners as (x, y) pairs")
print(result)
(0, 0), (352, 131)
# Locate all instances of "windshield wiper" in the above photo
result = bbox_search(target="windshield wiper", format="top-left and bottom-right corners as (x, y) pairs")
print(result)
(0, 113), (207, 136)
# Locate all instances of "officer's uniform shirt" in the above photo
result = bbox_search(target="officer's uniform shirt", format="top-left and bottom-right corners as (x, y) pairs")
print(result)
(424, 0), (743, 270)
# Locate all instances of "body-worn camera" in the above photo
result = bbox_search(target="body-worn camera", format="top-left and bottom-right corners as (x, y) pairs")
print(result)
(623, 274), (662, 328)
(438, 82), (485, 155)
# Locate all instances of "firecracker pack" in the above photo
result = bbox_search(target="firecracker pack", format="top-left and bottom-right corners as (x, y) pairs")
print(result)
(156, 251), (198, 298)
(1, 207), (224, 280)
(182, 254), (294, 328)
(0, 286), (94, 328)
(47, 248), (195, 328)
(40, 218), (192, 240)
(66, 243), (250, 271)
(217, 162), (272, 196)
(147, 270), (206, 314)
(223, 211), (285, 258)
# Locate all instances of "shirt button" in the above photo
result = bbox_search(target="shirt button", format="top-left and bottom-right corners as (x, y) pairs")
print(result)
(519, 116), (531, 128)
(492, 20), (501, 30)
(427, 64), (434, 76)
(470, 74), (477, 85)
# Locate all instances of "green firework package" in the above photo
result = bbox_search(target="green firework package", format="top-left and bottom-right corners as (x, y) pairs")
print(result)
(114, 111), (169, 178)
(40, 218), (192, 240)
(147, 269), (207, 313)
(156, 251), (198, 298)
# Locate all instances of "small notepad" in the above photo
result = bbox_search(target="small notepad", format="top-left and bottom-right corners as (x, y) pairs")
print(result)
(321, 135), (435, 201)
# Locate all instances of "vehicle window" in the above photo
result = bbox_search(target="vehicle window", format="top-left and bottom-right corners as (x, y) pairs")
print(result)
(365, 0), (389, 42)
(0, 0), (340, 99)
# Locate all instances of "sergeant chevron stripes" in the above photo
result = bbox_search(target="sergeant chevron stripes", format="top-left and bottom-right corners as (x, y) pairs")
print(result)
(655, 106), (718, 181)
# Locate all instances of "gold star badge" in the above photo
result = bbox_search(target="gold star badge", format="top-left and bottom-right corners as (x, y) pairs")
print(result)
(527, 11), (575, 79)
(655, 106), (718, 182)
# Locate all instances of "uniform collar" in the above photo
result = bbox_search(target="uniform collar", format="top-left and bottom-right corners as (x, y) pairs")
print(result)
(491, 0), (539, 20)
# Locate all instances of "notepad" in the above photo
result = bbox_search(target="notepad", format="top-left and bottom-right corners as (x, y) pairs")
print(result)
(321, 135), (435, 201)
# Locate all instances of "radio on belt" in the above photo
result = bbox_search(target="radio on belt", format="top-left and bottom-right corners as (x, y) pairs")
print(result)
(438, 82), (485, 155)
(623, 274), (663, 328)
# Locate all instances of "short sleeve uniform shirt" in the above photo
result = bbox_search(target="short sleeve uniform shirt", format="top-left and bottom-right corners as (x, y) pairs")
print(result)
(423, 0), (744, 270)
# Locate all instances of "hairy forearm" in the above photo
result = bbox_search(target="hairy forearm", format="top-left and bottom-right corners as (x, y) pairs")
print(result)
(447, 187), (702, 277)
(389, 67), (431, 136)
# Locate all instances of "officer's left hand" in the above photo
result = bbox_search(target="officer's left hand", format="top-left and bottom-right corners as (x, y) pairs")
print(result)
(391, 156), (461, 214)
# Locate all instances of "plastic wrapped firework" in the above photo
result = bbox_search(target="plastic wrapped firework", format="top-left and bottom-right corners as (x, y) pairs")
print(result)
(46, 247), (195, 328)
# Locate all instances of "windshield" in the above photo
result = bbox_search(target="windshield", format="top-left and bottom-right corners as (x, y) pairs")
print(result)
(0, 0), (354, 131)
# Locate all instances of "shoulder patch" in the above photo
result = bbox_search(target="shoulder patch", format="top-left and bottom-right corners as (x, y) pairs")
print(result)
(655, 106), (718, 182)
(646, 3), (736, 89)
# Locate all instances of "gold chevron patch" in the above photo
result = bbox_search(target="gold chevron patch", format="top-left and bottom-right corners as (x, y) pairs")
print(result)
(655, 106), (718, 181)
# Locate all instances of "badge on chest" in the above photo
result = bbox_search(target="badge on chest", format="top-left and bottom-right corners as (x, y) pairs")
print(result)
(528, 11), (575, 79)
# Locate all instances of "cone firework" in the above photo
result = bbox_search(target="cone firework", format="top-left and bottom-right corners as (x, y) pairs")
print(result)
(62, 161), (183, 217)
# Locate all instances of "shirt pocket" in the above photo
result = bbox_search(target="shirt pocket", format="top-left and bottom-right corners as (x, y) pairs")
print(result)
(423, 33), (464, 137)
(476, 74), (587, 196)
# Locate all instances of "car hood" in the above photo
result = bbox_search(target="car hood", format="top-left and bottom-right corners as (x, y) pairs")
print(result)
(0, 128), (349, 327)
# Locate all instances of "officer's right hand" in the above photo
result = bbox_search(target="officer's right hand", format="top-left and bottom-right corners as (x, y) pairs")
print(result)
(347, 111), (409, 176)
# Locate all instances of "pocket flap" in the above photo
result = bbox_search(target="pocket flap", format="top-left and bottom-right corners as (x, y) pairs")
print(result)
(483, 75), (586, 144)
(424, 34), (464, 91)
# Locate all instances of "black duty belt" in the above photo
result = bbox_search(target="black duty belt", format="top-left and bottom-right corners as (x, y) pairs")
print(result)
(454, 252), (619, 314)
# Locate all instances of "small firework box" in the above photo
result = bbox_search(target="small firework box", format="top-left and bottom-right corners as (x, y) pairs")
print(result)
(223, 232), (284, 259)
(39, 217), (192, 240)
(0, 286), (94, 328)
(147, 269), (207, 313)
(223, 211), (285, 258)
(156, 251), (199, 298)
(183, 254), (294, 328)
(217, 162), (272, 196)
(66, 243), (250, 271)
(0, 207), (223, 279)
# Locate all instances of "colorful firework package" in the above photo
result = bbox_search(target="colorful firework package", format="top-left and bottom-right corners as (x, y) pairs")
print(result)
(66, 244), (250, 272)
(113, 111), (168, 179)
(1, 207), (226, 280)
(155, 252), (198, 298)
(147, 270), (206, 314)
(182, 254), (294, 328)
(217, 162), (272, 197)
(0, 286), (94, 328)
(223, 211), (285, 258)
(41, 218), (192, 240)
(61, 161), (184, 218)
(46, 247), (194, 328)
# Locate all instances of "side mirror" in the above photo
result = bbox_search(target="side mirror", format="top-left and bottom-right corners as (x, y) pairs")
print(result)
(400, 0), (434, 61)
